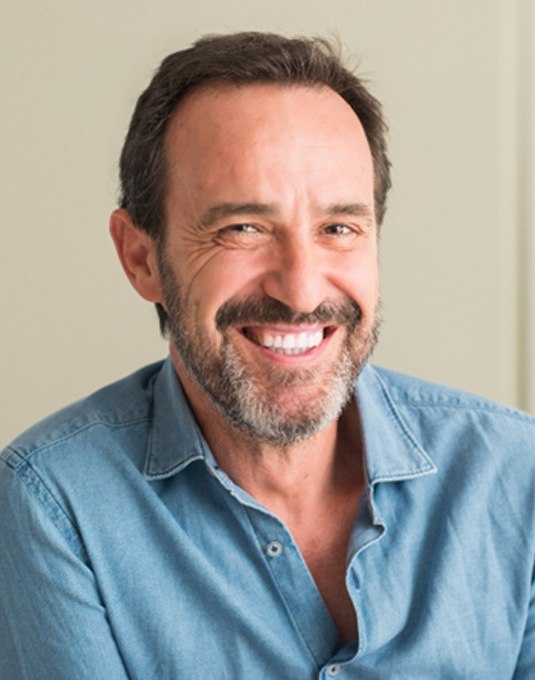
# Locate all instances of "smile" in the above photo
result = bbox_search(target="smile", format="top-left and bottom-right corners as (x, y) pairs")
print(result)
(241, 326), (331, 356)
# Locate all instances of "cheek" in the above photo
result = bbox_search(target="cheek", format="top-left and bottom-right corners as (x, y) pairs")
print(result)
(361, 268), (380, 314)
(185, 252), (266, 328)
(332, 253), (379, 312)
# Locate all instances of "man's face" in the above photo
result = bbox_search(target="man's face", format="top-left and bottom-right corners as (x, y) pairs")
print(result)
(159, 84), (380, 446)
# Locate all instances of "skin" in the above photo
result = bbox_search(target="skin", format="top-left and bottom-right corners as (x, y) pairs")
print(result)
(110, 83), (380, 645)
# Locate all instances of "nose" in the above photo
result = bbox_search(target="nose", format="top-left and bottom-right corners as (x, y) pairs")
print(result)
(261, 236), (328, 313)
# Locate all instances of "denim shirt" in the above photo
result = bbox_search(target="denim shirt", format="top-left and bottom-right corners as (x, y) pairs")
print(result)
(1, 358), (534, 679)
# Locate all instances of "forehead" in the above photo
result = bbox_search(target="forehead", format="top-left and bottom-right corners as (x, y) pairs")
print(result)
(163, 83), (374, 208)
(166, 82), (371, 159)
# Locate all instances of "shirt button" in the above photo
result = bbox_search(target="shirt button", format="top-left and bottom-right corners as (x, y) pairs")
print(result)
(327, 664), (340, 677)
(266, 541), (283, 558)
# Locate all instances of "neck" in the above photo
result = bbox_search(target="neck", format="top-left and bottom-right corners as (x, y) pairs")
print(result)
(170, 346), (364, 518)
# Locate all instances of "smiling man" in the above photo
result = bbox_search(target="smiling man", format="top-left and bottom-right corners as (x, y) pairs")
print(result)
(124, 83), (380, 446)
(1, 33), (534, 679)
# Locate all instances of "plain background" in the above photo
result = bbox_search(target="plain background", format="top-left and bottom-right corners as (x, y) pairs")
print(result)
(2, 0), (534, 446)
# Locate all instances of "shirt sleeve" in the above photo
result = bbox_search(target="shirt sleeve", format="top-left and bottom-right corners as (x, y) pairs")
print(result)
(0, 454), (130, 680)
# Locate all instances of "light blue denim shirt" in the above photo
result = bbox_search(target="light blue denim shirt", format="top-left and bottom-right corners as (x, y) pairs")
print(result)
(1, 358), (534, 679)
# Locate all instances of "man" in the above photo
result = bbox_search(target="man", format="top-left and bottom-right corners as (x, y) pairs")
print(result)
(0, 32), (533, 679)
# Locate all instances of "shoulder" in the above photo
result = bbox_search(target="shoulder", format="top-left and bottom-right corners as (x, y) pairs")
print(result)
(1, 361), (165, 473)
(363, 366), (535, 541)
(0, 361), (166, 557)
(370, 364), (534, 423)
(367, 364), (535, 466)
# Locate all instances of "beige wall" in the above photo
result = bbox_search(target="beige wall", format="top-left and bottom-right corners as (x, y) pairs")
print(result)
(2, 0), (534, 446)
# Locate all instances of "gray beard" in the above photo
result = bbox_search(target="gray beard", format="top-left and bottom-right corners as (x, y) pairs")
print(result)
(159, 255), (380, 447)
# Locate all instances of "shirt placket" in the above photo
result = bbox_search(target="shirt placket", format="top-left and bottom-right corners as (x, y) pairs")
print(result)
(242, 504), (340, 667)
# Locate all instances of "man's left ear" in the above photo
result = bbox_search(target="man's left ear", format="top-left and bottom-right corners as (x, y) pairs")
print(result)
(109, 208), (163, 303)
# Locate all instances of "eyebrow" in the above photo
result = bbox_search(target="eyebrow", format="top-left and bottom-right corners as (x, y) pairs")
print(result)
(325, 203), (374, 221)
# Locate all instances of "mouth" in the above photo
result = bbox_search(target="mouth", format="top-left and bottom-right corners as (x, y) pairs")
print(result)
(240, 325), (335, 356)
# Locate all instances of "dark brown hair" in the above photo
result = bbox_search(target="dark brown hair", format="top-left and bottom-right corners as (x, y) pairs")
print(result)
(118, 32), (391, 332)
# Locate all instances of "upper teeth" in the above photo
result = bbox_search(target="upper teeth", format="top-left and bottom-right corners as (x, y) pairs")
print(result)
(250, 329), (324, 354)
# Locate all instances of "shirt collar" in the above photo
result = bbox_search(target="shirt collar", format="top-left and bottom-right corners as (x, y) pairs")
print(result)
(143, 358), (437, 483)
(143, 358), (207, 480)
(356, 365), (437, 484)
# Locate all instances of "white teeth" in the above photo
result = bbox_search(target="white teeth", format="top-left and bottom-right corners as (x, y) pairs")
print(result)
(249, 329), (325, 354)
(282, 335), (296, 350)
(297, 332), (308, 349)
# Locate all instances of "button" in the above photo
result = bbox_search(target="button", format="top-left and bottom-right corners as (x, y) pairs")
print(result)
(266, 541), (283, 558)
(327, 664), (340, 676)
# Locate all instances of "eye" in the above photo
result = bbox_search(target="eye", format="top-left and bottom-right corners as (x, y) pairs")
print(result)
(216, 223), (262, 237)
(323, 223), (357, 236)
(318, 222), (364, 250)
(225, 223), (260, 233)
(214, 222), (267, 248)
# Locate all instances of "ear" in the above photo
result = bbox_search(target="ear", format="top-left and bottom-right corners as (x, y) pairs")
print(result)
(109, 209), (163, 303)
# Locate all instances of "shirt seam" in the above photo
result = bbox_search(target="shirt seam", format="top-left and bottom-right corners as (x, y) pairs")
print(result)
(0, 455), (89, 564)
(372, 367), (535, 424)
(2, 417), (152, 470)
(398, 399), (535, 424)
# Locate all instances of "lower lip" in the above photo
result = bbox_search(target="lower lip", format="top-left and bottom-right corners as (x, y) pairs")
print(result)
(241, 330), (337, 365)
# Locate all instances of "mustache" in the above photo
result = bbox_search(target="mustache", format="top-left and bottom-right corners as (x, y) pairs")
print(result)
(215, 297), (362, 331)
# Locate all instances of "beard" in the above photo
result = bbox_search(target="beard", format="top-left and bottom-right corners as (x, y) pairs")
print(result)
(158, 254), (380, 448)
